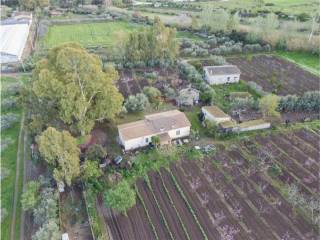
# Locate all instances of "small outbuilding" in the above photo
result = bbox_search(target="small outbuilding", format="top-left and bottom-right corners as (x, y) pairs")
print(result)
(235, 119), (271, 132)
(204, 65), (241, 85)
(201, 106), (231, 123)
(176, 87), (200, 106)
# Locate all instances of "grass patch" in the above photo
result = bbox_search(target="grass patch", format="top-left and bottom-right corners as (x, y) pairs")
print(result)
(1, 76), (23, 240)
(276, 51), (320, 76)
(43, 21), (143, 49)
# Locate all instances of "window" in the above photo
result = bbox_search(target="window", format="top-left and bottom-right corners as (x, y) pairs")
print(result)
(227, 77), (230, 81)
(145, 138), (149, 143)
(176, 130), (180, 136)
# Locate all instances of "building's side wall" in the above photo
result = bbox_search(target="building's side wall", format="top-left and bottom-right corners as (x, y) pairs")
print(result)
(202, 108), (231, 123)
(120, 133), (154, 151)
(168, 126), (190, 139)
(120, 126), (191, 150)
(238, 123), (271, 132)
(205, 72), (240, 85)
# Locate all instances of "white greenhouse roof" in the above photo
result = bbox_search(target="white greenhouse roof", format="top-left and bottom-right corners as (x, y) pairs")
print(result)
(0, 23), (31, 64)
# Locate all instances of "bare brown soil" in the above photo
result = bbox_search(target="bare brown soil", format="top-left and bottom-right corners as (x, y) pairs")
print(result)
(228, 55), (320, 96)
(103, 129), (319, 240)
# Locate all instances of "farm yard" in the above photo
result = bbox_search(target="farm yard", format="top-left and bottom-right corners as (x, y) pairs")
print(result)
(101, 128), (319, 240)
(228, 55), (320, 96)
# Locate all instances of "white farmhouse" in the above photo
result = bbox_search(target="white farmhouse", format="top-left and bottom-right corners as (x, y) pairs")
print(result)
(204, 65), (241, 85)
(118, 110), (191, 151)
(202, 106), (231, 123)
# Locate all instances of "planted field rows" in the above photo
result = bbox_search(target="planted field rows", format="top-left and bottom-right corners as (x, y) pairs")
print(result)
(228, 55), (320, 96)
(103, 129), (319, 240)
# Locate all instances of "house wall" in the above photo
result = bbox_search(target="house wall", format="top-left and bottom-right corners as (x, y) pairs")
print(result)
(168, 126), (190, 139)
(205, 72), (240, 85)
(120, 126), (191, 151)
(121, 134), (155, 151)
(202, 108), (231, 123)
(237, 122), (271, 132)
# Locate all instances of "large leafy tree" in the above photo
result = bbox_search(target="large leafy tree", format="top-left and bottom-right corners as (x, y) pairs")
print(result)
(32, 43), (123, 135)
(125, 17), (178, 65)
(19, 0), (49, 10)
(37, 127), (80, 186)
(104, 180), (136, 215)
(260, 94), (280, 119)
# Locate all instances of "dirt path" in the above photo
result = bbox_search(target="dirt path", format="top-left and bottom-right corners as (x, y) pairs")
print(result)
(10, 114), (25, 240)
(20, 129), (29, 240)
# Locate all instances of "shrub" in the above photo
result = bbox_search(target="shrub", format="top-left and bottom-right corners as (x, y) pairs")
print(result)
(178, 62), (202, 85)
(200, 88), (215, 105)
(186, 149), (204, 161)
(21, 181), (40, 210)
(5, 83), (22, 96)
(209, 55), (226, 65)
(124, 93), (149, 112)
(268, 164), (282, 178)
(1, 98), (17, 110)
(231, 97), (260, 111)
(1, 138), (13, 152)
(104, 180), (136, 215)
(205, 120), (218, 138)
(143, 86), (162, 104)
(246, 81), (267, 96)
(278, 91), (320, 112)
(85, 144), (107, 162)
(163, 86), (176, 100)
(1, 113), (19, 130)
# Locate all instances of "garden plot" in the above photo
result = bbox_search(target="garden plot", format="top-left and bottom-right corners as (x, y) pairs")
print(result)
(117, 67), (187, 97)
(102, 128), (319, 240)
(228, 55), (320, 96)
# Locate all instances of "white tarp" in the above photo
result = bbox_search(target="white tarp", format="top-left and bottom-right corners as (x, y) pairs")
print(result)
(0, 23), (31, 64)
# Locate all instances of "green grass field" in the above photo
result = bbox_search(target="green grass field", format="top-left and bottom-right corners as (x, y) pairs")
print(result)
(1, 76), (23, 240)
(43, 21), (143, 49)
(190, 0), (318, 15)
(276, 51), (320, 76)
(43, 20), (203, 49)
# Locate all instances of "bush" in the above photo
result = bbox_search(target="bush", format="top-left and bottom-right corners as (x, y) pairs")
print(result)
(104, 180), (136, 215)
(1, 138), (13, 152)
(124, 93), (149, 112)
(186, 149), (204, 161)
(278, 91), (320, 112)
(85, 144), (107, 162)
(231, 97), (260, 111)
(178, 62), (202, 85)
(143, 86), (162, 104)
(1, 98), (17, 110)
(21, 181), (40, 210)
(200, 88), (215, 105)
(268, 164), (282, 178)
(209, 55), (226, 65)
(247, 81), (267, 96)
(164, 86), (176, 100)
(205, 120), (218, 138)
(1, 113), (19, 130)
(4, 83), (22, 96)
